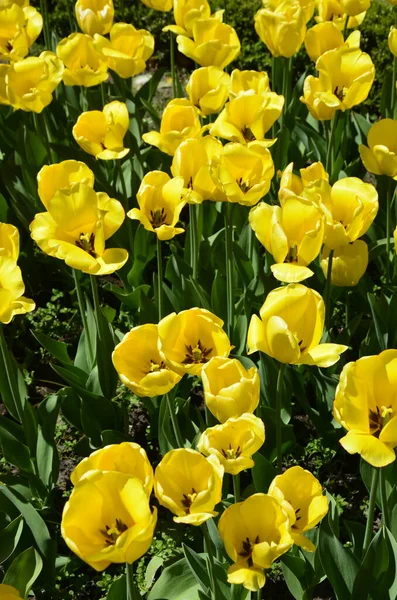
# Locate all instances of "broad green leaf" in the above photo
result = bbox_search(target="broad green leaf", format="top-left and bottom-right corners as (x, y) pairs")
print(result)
(0, 515), (24, 564)
(148, 557), (201, 600)
(32, 331), (73, 366)
(3, 547), (43, 598)
(0, 416), (32, 473)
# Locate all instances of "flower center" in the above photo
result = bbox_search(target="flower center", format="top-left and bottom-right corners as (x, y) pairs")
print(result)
(75, 232), (96, 257)
(242, 126), (255, 142)
(100, 518), (128, 546)
(182, 340), (212, 364)
(237, 177), (252, 193)
(150, 359), (165, 372)
(181, 488), (197, 513)
(369, 405), (393, 436)
(284, 245), (299, 264)
(333, 86), (347, 101)
(292, 507), (302, 529)
(150, 208), (167, 228)
(221, 443), (242, 460)
(238, 535), (260, 568)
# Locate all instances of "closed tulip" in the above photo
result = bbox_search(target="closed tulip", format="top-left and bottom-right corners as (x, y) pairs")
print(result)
(73, 101), (130, 160)
(163, 0), (211, 36)
(37, 160), (94, 209)
(249, 195), (325, 282)
(247, 284), (347, 366)
(197, 414), (265, 475)
(158, 307), (231, 376)
(268, 466), (329, 551)
(202, 357), (260, 423)
(315, 0), (367, 28)
(389, 27), (397, 58)
(301, 43), (375, 120)
(0, 585), (22, 599)
(127, 171), (186, 240)
(304, 22), (344, 62)
(6, 51), (64, 113)
(320, 240), (368, 286)
(229, 69), (271, 98)
(210, 91), (284, 144)
(334, 351), (397, 467)
(154, 448), (224, 525)
(176, 17), (241, 69)
(0, 4), (42, 62)
(61, 471), (157, 570)
(186, 66), (230, 115)
(255, 1), (306, 58)
(210, 142), (275, 206)
(140, 0), (172, 10)
(218, 493), (293, 591)
(30, 183), (128, 275)
(264, 0), (315, 22)
(94, 23), (154, 79)
(340, 0), (370, 15)
(75, 0), (114, 36)
(56, 33), (108, 87)
(0, 223), (20, 261)
(112, 324), (182, 396)
(359, 119), (397, 179)
(143, 98), (202, 156)
(71, 442), (154, 496)
(171, 136), (223, 204)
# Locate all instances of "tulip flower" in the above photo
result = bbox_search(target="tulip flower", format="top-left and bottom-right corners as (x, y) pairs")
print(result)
(249, 195), (325, 282)
(94, 23), (154, 79)
(71, 442), (154, 496)
(0, 4), (42, 62)
(176, 17), (241, 69)
(163, 0), (211, 37)
(394, 226), (397, 254)
(301, 43), (375, 120)
(359, 119), (397, 179)
(186, 66), (230, 115)
(218, 493), (294, 591)
(268, 466), (329, 551)
(229, 69), (271, 98)
(73, 101), (130, 160)
(197, 414), (265, 474)
(56, 33), (108, 87)
(320, 240), (368, 287)
(62, 471), (157, 570)
(140, 0), (172, 10)
(171, 136), (224, 204)
(264, 0), (315, 22)
(334, 351), (397, 467)
(127, 171), (186, 240)
(210, 91), (284, 145)
(278, 161), (329, 203)
(0, 64), (9, 106)
(112, 324), (182, 396)
(202, 357), (260, 422)
(210, 142), (275, 206)
(247, 284), (347, 366)
(37, 160), (95, 209)
(0, 585), (22, 599)
(154, 448), (224, 525)
(304, 22), (360, 62)
(315, 0), (367, 28)
(75, 0), (114, 36)
(158, 307), (231, 376)
(389, 27), (397, 58)
(143, 98), (202, 156)
(0, 223), (20, 261)
(30, 183), (128, 275)
(255, 1), (307, 58)
(6, 51), (64, 113)
(339, 0), (370, 15)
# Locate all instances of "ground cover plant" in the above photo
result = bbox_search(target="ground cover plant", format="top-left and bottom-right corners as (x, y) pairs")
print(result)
(1, 0), (397, 598)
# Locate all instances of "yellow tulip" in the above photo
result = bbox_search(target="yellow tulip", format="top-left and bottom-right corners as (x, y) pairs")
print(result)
(158, 307), (231, 376)
(210, 142), (275, 206)
(154, 448), (224, 525)
(210, 91), (284, 144)
(0, 0), (29, 6)
(75, 0), (114, 36)
(0, 256), (35, 324)
(112, 324), (182, 396)
(279, 161), (329, 203)
(255, 1), (306, 58)
(218, 493), (293, 591)
(268, 466), (329, 551)
(334, 351), (397, 467)
(0, 64), (9, 106)
(301, 43), (375, 120)
(73, 101), (130, 160)
(37, 160), (95, 209)
(394, 226), (397, 254)
(321, 240), (368, 287)
(30, 183), (128, 275)
(163, 0), (211, 36)
(229, 69), (271, 98)
(0, 585), (22, 599)
(339, 0), (370, 15)
(71, 442), (154, 496)
(171, 136), (223, 204)
(389, 27), (397, 58)
(304, 22), (344, 62)
(202, 357), (260, 423)
(315, 0), (367, 28)
(142, 98), (202, 156)
(94, 23), (154, 79)
(56, 33), (108, 87)
(186, 66), (230, 115)
(6, 51), (64, 113)
(249, 195), (325, 282)
(176, 17), (241, 69)
(247, 283), (347, 366)
(140, 0), (172, 10)
(127, 171), (186, 240)
(359, 119), (397, 179)
(0, 4), (42, 62)
(197, 414), (265, 475)
(61, 471), (157, 571)
(264, 0), (315, 22)
(0, 223), (20, 261)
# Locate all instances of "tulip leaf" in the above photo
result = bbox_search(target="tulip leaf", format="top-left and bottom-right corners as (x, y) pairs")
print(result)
(148, 557), (201, 600)
(32, 330), (73, 366)
(182, 544), (210, 592)
(105, 575), (126, 600)
(252, 451), (277, 493)
(0, 416), (32, 473)
(0, 515), (24, 564)
(352, 528), (397, 599)
(35, 395), (61, 490)
(3, 547), (43, 598)
(367, 292), (388, 351)
(281, 552), (314, 600)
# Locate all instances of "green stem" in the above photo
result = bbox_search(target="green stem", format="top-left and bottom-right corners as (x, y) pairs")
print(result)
(343, 14), (349, 39)
(386, 177), (393, 283)
(276, 362), (285, 474)
(380, 467), (390, 530)
(90, 275), (106, 354)
(324, 249), (334, 330)
(233, 474), (240, 503)
(391, 57), (396, 119)
(166, 394), (184, 447)
(202, 522), (218, 600)
(225, 203), (234, 339)
(73, 269), (94, 367)
(362, 467), (380, 556)
(116, 161), (134, 253)
(189, 204), (199, 280)
(326, 114), (338, 179)
(126, 563), (139, 600)
(40, 0), (51, 50)
(170, 33), (177, 98)
(157, 238), (164, 321)
(66, 0), (75, 32)
(101, 82), (106, 106)
(256, 591), (262, 600)
(0, 326), (23, 422)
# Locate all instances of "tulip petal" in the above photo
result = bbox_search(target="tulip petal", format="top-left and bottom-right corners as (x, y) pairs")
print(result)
(296, 343), (348, 367)
(271, 263), (314, 283)
(340, 431), (396, 467)
(227, 563), (265, 591)
(359, 144), (382, 175)
(266, 315), (301, 364)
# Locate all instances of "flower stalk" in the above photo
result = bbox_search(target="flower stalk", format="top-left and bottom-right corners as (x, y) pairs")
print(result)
(276, 362), (285, 474)
(362, 467), (380, 556)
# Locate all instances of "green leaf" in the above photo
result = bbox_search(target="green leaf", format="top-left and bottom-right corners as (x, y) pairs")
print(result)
(0, 515), (24, 564)
(252, 451), (277, 493)
(281, 552), (314, 600)
(106, 575), (126, 600)
(352, 528), (396, 599)
(4, 547), (43, 598)
(145, 556), (164, 589)
(32, 331), (72, 366)
(367, 292), (388, 351)
(148, 557), (201, 600)
(0, 416), (32, 472)
(36, 394), (61, 489)
(182, 545), (209, 592)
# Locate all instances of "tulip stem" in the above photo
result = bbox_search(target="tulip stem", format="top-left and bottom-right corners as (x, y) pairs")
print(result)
(126, 563), (139, 600)
(166, 394), (184, 447)
(326, 114), (338, 180)
(343, 15), (349, 40)
(189, 204), (199, 280)
(380, 467), (390, 530)
(203, 521), (218, 600)
(386, 177), (393, 282)
(170, 33), (178, 98)
(275, 362), (285, 474)
(233, 474), (240, 503)
(391, 57), (396, 118)
(0, 325), (23, 423)
(73, 269), (94, 368)
(116, 160), (134, 253)
(40, 0), (51, 50)
(157, 238), (164, 321)
(225, 203), (234, 339)
(362, 467), (380, 556)
(324, 249), (334, 331)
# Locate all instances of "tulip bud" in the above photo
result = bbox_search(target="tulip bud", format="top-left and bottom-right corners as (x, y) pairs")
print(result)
(75, 0), (114, 36)
(255, 1), (306, 58)
(56, 33), (108, 87)
(37, 160), (95, 209)
(320, 241), (368, 287)
(186, 66), (230, 115)
(389, 27), (397, 58)
(163, 0), (211, 36)
(304, 22), (344, 62)
(339, 0), (371, 16)
(359, 119), (397, 179)
(229, 69), (271, 97)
